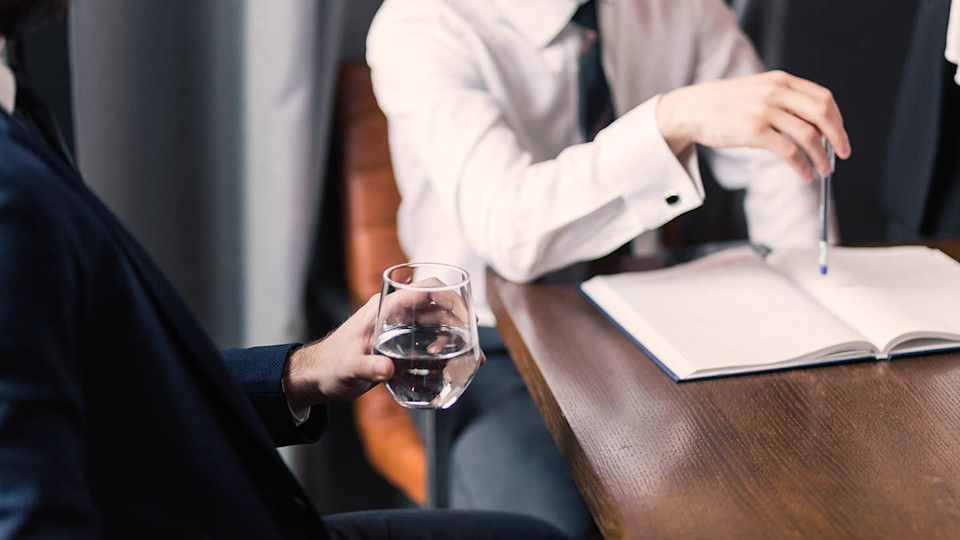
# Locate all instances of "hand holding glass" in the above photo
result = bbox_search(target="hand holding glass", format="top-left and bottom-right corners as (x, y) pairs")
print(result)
(374, 263), (481, 409)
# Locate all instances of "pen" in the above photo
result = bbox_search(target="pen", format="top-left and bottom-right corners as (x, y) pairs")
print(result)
(819, 140), (835, 276)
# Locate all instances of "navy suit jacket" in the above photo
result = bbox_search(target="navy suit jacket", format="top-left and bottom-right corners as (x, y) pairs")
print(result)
(0, 108), (332, 539)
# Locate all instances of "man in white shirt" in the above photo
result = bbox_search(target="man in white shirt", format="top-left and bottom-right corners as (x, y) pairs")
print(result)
(367, 1), (850, 538)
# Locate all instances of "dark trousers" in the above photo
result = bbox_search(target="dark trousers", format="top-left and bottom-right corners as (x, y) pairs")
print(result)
(325, 509), (566, 540)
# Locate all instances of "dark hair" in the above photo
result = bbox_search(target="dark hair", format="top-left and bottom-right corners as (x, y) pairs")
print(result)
(0, 0), (68, 38)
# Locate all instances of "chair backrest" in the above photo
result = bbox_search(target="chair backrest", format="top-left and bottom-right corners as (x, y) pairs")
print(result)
(336, 62), (407, 306)
(333, 60), (426, 506)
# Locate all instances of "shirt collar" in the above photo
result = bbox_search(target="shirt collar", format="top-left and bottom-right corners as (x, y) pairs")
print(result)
(492, 0), (586, 48)
(0, 38), (15, 115)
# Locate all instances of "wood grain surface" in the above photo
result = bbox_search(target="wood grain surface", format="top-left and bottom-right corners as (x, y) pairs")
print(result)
(487, 240), (960, 540)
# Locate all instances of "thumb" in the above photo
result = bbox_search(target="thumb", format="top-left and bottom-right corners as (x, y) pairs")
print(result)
(353, 354), (394, 382)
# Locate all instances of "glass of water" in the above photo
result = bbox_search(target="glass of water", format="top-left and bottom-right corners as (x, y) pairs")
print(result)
(374, 262), (481, 409)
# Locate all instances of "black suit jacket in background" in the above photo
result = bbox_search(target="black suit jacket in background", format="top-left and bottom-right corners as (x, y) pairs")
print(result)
(882, 0), (960, 239)
(0, 108), (331, 539)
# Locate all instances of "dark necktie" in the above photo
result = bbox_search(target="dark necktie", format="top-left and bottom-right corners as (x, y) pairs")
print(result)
(571, 1), (686, 251)
(574, 0), (641, 253)
(572, 0), (614, 142)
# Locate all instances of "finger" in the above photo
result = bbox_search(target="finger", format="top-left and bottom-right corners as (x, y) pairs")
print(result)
(759, 128), (816, 182)
(379, 288), (432, 322)
(407, 278), (470, 322)
(425, 330), (453, 354)
(769, 109), (830, 176)
(765, 71), (850, 152)
(382, 287), (471, 325)
(380, 299), (467, 331)
(384, 283), (450, 312)
(358, 293), (383, 335)
(428, 290), (470, 323)
(774, 77), (851, 159)
(415, 306), (471, 329)
(426, 338), (450, 355)
(388, 287), (432, 309)
(442, 353), (479, 384)
(354, 354), (394, 382)
(409, 277), (446, 288)
(383, 278), (447, 310)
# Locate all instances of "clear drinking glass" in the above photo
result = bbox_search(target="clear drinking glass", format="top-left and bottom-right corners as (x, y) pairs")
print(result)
(374, 262), (481, 409)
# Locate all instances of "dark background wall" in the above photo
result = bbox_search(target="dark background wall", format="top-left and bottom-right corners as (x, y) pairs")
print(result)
(773, 2), (921, 242)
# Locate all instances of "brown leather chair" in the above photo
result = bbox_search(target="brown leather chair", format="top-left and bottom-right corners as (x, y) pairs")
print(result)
(333, 60), (427, 506)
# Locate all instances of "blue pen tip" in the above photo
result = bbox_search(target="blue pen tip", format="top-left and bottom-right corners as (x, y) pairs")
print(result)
(820, 265), (828, 275)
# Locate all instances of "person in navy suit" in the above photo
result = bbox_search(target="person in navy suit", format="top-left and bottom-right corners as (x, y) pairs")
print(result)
(0, 2), (566, 539)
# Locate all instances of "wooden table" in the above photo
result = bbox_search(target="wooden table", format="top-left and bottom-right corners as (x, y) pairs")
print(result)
(487, 240), (960, 540)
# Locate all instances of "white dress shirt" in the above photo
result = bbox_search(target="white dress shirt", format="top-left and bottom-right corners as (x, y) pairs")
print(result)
(0, 39), (15, 115)
(368, 0), (821, 326)
(369, 0), (821, 326)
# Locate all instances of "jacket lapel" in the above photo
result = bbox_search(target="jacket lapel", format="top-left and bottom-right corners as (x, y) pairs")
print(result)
(67, 147), (323, 533)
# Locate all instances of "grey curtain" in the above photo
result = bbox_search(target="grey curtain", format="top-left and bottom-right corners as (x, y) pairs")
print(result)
(70, 0), (343, 350)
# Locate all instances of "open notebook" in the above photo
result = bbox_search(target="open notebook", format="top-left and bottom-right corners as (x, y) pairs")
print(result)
(580, 245), (960, 381)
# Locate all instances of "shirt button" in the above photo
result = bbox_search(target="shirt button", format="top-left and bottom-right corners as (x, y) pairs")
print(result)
(664, 191), (681, 205)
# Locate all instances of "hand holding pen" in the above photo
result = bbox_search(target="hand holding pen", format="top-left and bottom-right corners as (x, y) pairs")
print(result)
(656, 70), (851, 182)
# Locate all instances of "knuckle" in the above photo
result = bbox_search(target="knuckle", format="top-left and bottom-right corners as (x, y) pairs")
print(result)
(784, 144), (802, 161)
(817, 100), (832, 119)
(747, 119), (767, 137)
(768, 70), (788, 84)
(799, 125), (819, 145)
(758, 85), (777, 103)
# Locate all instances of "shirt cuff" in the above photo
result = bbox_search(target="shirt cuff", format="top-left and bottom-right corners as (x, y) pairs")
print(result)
(281, 344), (310, 426)
(287, 400), (311, 427)
(593, 94), (705, 230)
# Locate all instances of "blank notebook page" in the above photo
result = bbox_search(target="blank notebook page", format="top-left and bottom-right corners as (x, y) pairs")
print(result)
(585, 247), (867, 375)
(768, 246), (960, 351)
